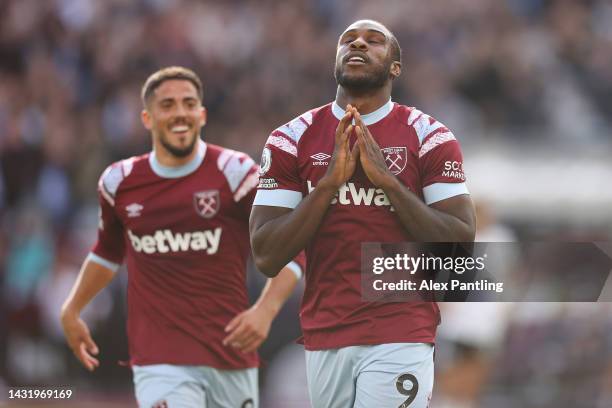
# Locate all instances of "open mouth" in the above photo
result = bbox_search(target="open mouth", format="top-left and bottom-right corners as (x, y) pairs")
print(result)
(345, 54), (368, 65)
(170, 124), (191, 134)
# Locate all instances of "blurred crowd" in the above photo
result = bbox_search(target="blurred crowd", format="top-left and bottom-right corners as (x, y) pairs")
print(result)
(1, 0), (611, 406)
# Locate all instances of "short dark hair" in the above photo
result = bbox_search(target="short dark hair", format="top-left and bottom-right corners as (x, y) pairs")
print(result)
(141, 66), (203, 107)
(389, 34), (402, 64)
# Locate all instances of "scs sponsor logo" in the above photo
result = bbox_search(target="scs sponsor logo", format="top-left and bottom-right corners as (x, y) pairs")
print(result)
(442, 161), (465, 181)
(307, 180), (394, 210)
(127, 228), (221, 255)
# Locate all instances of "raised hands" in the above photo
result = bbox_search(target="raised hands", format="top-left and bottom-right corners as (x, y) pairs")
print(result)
(320, 104), (395, 191)
(353, 110), (395, 189)
(319, 105), (360, 190)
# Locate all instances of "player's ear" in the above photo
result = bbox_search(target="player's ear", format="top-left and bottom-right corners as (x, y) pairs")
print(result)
(200, 106), (207, 127)
(141, 109), (153, 131)
(390, 61), (401, 80)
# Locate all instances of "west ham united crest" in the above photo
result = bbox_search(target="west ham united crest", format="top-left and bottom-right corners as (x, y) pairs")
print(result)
(194, 190), (220, 218)
(381, 146), (407, 175)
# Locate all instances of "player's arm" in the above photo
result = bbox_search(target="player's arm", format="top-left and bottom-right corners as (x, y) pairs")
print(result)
(223, 259), (303, 353)
(379, 179), (474, 241)
(250, 109), (359, 277)
(60, 257), (117, 371)
(353, 108), (475, 242)
(61, 164), (126, 371)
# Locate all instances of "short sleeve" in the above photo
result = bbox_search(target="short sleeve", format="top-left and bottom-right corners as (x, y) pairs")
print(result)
(91, 166), (126, 270)
(217, 149), (260, 217)
(253, 129), (304, 209)
(412, 112), (469, 205)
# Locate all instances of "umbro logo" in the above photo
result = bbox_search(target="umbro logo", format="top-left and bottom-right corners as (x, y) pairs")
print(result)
(311, 152), (331, 166)
(126, 203), (143, 218)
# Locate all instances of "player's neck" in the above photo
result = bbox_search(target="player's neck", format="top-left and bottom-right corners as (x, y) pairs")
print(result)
(153, 143), (199, 168)
(335, 86), (392, 115)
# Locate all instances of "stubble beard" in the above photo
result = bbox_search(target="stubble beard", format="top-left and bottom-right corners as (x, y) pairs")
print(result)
(334, 60), (392, 92)
(159, 128), (200, 158)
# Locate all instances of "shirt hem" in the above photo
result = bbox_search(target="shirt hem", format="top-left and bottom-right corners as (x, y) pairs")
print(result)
(301, 336), (436, 351)
(129, 357), (259, 370)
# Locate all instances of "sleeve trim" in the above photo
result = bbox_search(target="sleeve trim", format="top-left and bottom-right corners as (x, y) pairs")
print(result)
(87, 252), (120, 273)
(285, 261), (303, 280)
(98, 167), (116, 207)
(423, 182), (469, 205)
(253, 189), (303, 208)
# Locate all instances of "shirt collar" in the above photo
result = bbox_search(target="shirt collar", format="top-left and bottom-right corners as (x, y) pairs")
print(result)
(331, 99), (394, 125)
(149, 140), (206, 178)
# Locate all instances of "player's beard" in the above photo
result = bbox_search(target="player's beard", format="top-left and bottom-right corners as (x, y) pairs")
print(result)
(159, 128), (200, 158)
(334, 59), (392, 92)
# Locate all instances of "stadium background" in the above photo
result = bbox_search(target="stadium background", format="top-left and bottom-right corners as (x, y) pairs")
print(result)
(1, 0), (611, 407)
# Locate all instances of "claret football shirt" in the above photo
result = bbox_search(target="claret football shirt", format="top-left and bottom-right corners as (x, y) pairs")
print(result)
(254, 100), (469, 350)
(91, 140), (303, 368)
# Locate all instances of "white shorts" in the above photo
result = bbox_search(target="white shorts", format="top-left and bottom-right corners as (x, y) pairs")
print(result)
(305, 343), (434, 408)
(132, 364), (258, 408)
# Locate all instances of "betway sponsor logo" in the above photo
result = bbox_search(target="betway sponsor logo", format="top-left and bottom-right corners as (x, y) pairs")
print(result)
(307, 180), (394, 209)
(127, 228), (221, 255)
